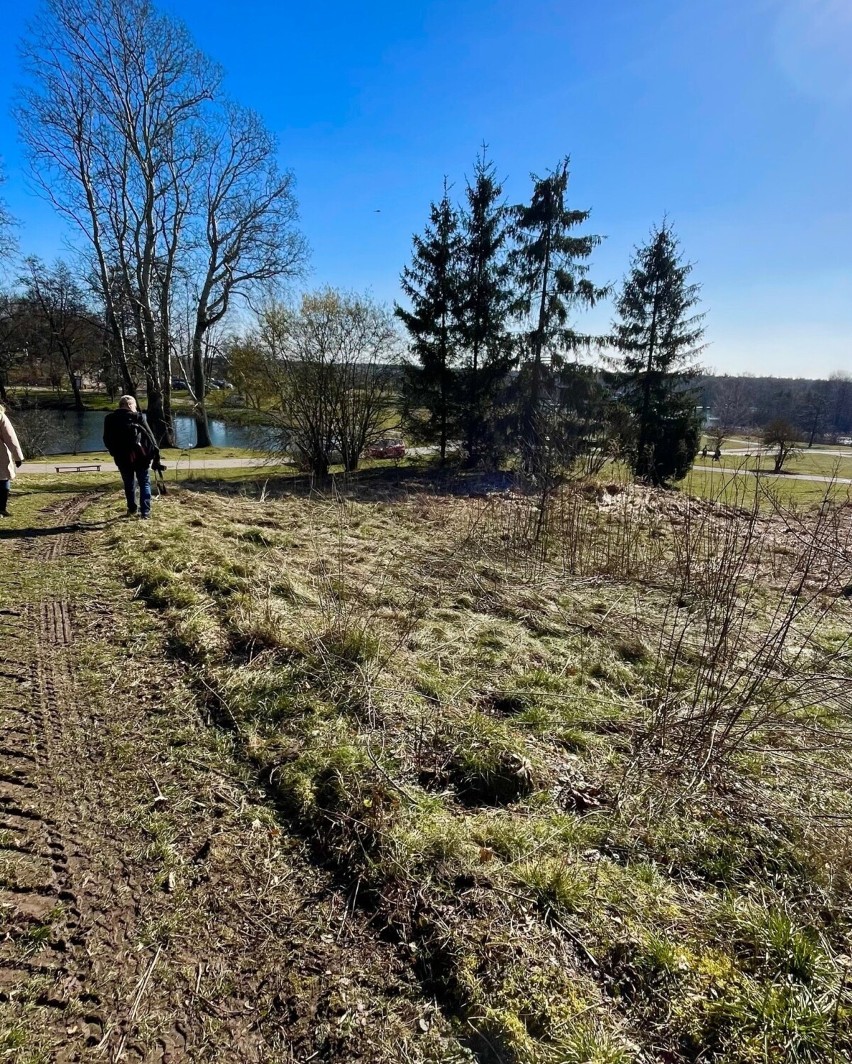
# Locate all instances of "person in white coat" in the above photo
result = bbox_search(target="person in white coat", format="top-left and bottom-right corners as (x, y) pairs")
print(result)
(0, 404), (25, 518)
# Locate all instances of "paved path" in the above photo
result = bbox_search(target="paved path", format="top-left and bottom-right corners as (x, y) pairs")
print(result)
(719, 448), (852, 459)
(20, 451), (435, 475)
(693, 464), (852, 486)
(19, 456), (285, 475)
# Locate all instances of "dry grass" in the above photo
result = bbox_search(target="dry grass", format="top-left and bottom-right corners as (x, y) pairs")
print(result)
(105, 470), (852, 1062)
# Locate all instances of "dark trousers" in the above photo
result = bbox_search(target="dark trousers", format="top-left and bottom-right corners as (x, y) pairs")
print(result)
(119, 465), (151, 516)
(0, 479), (9, 515)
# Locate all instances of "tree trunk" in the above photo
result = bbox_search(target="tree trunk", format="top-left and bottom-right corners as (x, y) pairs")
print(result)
(68, 368), (84, 412)
(145, 375), (174, 447)
(61, 345), (85, 412)
(108, 321), (136, 397)
(636, 298), (660, 481)
(465, 343), (479, 466)
(527, 229), (552, 457)
(439, 318), (449, 463)
(192, 323), (212, 449)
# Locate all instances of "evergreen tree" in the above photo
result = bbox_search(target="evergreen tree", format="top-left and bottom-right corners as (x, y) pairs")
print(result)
(510, 157), (608, 457)
(395, 181), (461, 461)
(455, 149), (516, 464)
(612, 221), (705, 485)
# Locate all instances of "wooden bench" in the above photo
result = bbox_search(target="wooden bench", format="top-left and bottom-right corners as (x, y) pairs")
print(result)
(54, 463), (102, 473)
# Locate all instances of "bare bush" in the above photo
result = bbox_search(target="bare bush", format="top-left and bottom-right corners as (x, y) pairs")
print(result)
(12, 407), (54, 458)
(450, 472), (852, 804)
(623, 482), (852, 798)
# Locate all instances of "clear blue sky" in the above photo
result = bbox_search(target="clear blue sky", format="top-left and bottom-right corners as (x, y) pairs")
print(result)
(1, 0), (850, 378)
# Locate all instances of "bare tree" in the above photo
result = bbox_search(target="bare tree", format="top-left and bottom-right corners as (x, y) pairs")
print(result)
(762, 417), (802, 473)
(0, 294), (25, 404)
(18, 0), (305, 447)
(0, 169), (16, 276)
(710, 374), (751, 448)
(18, 258), (104, 410)
(188, 104), (306, 447)
(0, 171), (20, 402)
(222, 334), (279, 411)
(799, 384), (830, 448)
(19, 0), (215, 440)
(259, 290), (399, 477)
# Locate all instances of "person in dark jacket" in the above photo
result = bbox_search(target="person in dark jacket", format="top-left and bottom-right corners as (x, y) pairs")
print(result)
(103, 395), (158, 519)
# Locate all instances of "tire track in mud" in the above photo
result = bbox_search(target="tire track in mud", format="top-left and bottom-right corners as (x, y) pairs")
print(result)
(1, 495), (468, 1063)
(0, 500), (157, 1064)
(0, 599), (103, 1059)
(0, 497), (147, 1062)
(1, 497), (226, 1061)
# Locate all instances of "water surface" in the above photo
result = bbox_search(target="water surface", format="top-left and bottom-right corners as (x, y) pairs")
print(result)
(37, 410), (275, 454)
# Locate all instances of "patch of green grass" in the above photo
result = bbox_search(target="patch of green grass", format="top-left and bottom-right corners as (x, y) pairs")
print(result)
(717, 895), (831, 985)
(444, 714), (541, 806)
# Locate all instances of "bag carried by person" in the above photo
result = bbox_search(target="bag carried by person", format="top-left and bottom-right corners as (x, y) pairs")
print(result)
(124, 415), (163, 469)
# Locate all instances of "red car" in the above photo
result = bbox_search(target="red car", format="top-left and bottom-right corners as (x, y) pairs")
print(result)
(367, 438), (406, 459)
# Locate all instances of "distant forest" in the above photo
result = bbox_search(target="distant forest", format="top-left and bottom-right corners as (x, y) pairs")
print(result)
(698, 373), (852, 440)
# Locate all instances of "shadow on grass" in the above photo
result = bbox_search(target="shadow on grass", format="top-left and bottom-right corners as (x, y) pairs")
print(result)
(181, 461), (519, 503)
(0, 517), (120, 541)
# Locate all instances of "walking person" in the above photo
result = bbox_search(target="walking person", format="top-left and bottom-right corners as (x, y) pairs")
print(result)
(0, 404), (25, 519)
(103, 395), (159, 519)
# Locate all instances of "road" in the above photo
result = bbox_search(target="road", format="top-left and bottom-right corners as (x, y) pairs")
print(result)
(693, 464), (852, 485)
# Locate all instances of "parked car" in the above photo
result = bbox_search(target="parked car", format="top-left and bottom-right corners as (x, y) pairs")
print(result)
(171, 377), (189, 390)
(367, 438), (406, 459)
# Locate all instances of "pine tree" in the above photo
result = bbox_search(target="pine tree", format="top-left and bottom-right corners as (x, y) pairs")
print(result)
(455, 149), (516, 464)
(510, 157), (607, 456)
(395, 181), (461, 461)
(612, 221), (705, 485)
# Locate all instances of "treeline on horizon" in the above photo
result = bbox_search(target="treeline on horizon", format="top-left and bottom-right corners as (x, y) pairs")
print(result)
(698, 373), (852, 441)
(0, 0), (848, 485)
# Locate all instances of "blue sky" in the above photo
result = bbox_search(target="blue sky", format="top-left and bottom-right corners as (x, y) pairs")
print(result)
(1, 0), (850, 377)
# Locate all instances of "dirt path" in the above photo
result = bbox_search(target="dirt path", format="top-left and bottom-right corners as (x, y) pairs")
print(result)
(0, 496), (465, 1063)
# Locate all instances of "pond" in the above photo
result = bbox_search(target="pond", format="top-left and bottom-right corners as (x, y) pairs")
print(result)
(34, 410), (276, 454)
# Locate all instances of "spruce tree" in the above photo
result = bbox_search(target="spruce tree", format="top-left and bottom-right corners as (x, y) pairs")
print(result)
(510, 157), (607, 456)
(612, 221), (705, 485)
(395, 181), (461, 461)
(455, 149), (516, 464)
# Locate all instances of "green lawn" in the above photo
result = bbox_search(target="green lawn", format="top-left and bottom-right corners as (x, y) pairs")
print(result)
(706, 451), (852, 478)
(679, 465), (852, 508)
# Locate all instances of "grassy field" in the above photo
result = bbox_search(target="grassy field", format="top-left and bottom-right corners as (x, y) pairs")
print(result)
(67, 465), (851, 1062)
(710, 453), (852, 478)
(679, 466), (852, 508)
